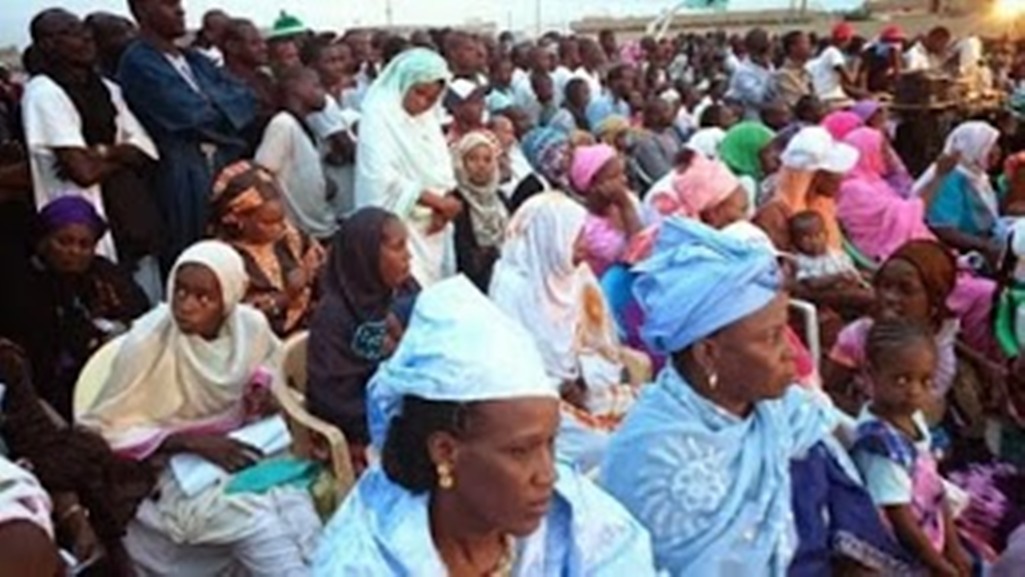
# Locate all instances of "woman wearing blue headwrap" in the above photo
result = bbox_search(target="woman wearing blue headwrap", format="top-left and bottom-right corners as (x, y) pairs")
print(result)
(314, 276), (657, 576)
(601, 217), (912, 576)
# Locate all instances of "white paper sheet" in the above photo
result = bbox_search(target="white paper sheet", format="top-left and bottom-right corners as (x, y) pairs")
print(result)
(169, 416), (292, 497)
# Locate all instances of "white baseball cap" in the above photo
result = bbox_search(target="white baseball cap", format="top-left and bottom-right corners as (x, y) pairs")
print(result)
(781, 126), (859, 174)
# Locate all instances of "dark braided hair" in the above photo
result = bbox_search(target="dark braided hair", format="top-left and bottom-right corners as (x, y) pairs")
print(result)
(865, 317), (936, 372)
(381, 396), (473, 494)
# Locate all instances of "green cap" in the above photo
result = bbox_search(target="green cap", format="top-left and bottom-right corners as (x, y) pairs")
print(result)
(268, 11), (306, 40)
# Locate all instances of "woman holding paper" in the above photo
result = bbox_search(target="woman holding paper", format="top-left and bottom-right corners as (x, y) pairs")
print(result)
(78, 240), (320, 577)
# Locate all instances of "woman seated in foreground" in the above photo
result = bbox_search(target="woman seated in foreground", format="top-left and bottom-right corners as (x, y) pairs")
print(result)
(313, 276), (657, 576)
(78, 240), (320, 576)
(601, 217), (917, 576)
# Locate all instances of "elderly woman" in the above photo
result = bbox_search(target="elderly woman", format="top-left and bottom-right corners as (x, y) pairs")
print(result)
(354, 48), (462, 287)
(0, 196), (149, 419)
(314, 276), (657, 575)
(209, 161), (324, 337)
(78, 241), (321, 576)
(308, 207), (419, 456)
(601, 217), (913, 576)
(570, 144), (645, 278)
(490, 192), (635, 472)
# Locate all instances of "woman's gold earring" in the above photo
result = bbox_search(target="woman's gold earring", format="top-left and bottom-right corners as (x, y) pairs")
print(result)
(437, 463), (455, 490)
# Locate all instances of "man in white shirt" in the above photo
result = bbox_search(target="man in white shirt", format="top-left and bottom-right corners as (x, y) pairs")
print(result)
(904, 26), (953, 72)
(23, 8), (162, 296)
(807, 22), (859, 106)
(256, 67), (336, 239)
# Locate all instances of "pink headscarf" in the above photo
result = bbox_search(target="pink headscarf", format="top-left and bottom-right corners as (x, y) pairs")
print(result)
(570, 144), (618, 194)
(821, 111), (864, 141)
(843, 127), (888, 182)
(652, 155), (741, 219)
(838, 126), (936, 261)
(625, 156), (741, 264)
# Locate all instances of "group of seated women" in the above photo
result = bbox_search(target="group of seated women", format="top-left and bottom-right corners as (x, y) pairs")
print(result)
(7, 48), (1025, 577)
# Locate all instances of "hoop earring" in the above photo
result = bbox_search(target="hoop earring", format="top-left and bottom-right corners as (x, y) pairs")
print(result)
(437, 463), (455, 490)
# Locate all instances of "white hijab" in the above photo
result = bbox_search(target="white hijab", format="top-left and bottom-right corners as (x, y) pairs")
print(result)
(79, 241), (281, 455)
(489, 193), (621, 384)
(354, 48), (457, 220)
(913, 121), (1000, 217)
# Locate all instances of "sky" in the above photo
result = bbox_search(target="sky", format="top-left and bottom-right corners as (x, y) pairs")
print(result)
(0, 0), (865, 48)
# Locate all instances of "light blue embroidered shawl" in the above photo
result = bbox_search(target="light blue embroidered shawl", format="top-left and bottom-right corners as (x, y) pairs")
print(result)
(600, 367), (838, 576)
(312, 463), (658, 576)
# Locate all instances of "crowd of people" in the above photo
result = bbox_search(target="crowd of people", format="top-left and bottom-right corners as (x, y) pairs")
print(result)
(7, 0), (1025, 575)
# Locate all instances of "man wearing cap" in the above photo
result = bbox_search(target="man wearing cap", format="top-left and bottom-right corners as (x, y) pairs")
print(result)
(807, 22), (861, 107)
(444, 78), (487, 144)
(862, 25), (906, 94)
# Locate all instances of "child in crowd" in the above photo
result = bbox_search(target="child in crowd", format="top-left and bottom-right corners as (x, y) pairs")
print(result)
(852, 318), (974, 577)
(209, 161), (324, 336)
(790, 210), (865, 290)
(451, 131), (508, 291)
(255, 67), (337, 239)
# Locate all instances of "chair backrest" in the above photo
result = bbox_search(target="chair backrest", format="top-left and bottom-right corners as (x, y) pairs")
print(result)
(282, 331), (310, 395)
(73, 336), (124, 420)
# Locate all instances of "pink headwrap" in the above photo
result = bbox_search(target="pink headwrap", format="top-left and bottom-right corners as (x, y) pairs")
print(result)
(821, 111), (864, 141)
(661, 156), (741, 219)
(626, 156), (741, 263)
(570, 144), (619, 194)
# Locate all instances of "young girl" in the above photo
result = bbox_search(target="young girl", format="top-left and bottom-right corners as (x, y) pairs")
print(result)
(451, 131), (508, 291)
(852, 317), (973, 577)
(825, 240), (961, 418)
(210, 161), (325, 336)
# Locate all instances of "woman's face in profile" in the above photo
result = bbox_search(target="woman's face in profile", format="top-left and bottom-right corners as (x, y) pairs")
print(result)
(402, 80), (445, 116)
(431, 398), (560, 537)
(172, 264), (225, 339)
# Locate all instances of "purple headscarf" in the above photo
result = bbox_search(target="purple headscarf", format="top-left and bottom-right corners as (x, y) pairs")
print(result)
(850, 100), (883, 124)
(38, 196), (108, 238)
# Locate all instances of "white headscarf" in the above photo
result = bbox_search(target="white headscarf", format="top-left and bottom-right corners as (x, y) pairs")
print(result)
(355, 48), (456, 218)
(489, 193), (621, 384)
(913, 121), (1000, 217)
(79, 241), (281, 457)
(355, 48), (458, 286)
(0, 455), (53, 537)
(366, 276), (558, 448)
